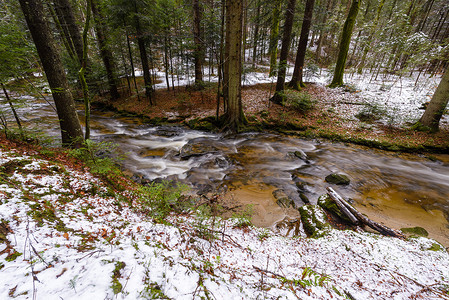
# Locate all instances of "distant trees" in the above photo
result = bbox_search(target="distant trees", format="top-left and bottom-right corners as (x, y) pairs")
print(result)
(18, 0), (83, 147)
(1, 0), (447, 136)
(91, 0), (120, 100)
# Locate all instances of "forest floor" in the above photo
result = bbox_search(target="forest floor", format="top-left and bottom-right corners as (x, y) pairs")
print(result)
(1, 136), (449, 299)
(100, 69), (449, 153)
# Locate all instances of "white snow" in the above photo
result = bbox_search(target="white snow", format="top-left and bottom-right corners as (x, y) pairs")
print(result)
(1, 147), (448, 299)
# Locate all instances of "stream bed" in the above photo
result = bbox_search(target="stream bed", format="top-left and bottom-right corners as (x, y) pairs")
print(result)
(4, 96), (449, 246)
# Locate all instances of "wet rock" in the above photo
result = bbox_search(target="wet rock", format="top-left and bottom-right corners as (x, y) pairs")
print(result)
(325, 173), (350, 185)
(318, 194), (352, 223)
(298, 205), (331, 238)
(299, 192), (310, 204)
(179, 138), (219, 160)
(400, 226), (429, 237)
(153, 127), (181, 137)
(292, 150), (309, 162)
(273, 189), (296, 209)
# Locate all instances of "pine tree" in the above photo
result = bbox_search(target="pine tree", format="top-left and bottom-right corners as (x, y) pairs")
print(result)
(222, 0), (246, 132)
(19, 0), (84, 147)
(413, 67), (449, 132)
(271, 0), (297, 104)
(289, 0), (315, 90)
(330, 0), (360, 88)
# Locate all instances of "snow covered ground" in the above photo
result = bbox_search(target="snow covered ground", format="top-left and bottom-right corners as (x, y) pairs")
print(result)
(1, 147), (448, 299)
(146, 64), (443, 127)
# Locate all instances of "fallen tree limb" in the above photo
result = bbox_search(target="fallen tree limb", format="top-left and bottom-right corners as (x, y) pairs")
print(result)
(326, 187), (405, 239)
(326, 187), (359, 225)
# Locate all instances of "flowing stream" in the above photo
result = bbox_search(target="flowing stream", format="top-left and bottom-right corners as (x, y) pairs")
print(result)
(3, 96), (449, 246)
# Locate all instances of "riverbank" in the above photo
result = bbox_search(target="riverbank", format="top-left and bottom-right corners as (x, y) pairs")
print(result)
(1, 135), (449, 299)
(96, 72), (449, 154)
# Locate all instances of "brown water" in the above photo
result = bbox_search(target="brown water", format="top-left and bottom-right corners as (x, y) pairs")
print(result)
(6, 97), (449, 246)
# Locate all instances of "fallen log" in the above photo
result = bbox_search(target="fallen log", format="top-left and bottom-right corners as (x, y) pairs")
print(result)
(326, 187), (405, 239)
(326, 188), (359, 225)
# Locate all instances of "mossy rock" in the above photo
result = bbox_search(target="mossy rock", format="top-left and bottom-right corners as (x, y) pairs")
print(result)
(325, 173), (350, 185)
(400, 226), (429, 237)
(318, 194), (351, 223)
(298, 205), (331, 238)
(273, 189), (296, 209)
(427, 242), (445, 252)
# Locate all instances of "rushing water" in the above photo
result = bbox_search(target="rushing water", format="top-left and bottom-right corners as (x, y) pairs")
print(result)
(3, 96), (449, 246)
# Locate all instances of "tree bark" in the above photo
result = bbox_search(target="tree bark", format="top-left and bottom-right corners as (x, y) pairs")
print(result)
(135, 15), (153, 104)
(330, 0), (360, 88)
(192, 0), (204, 87)
(289, 0), (315, 90)
(269, 0), (282, 77)
(91, 0), (120, 100)
(80, 0), (92, 140)
(1, 83), (22, 132)
(251, 2), (261, 68)
(19, 0), (83, 147)
(271, 0), (297, 104)
(414, 67), (449, 132)
(53, 0), (84, 65)
(222, 0), (245, 132)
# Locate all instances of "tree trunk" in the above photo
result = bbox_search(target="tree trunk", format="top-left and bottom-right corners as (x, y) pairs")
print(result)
(193, 0), (204, 87)
(47, 3), (76, 61)
(1, 83), (22, 132)
(330, 0), (360, 88)
(125, 27), (140, 101)
(80, 0), (92, 140)
(414, 67), (449, 132)
(91, 0), (120, 100)
(53, 0), (84, 65)
(19, 0), (83, 147)
(216, 0), (225, 121)
(269, 0), (282, 77)
(289, 0), (315, 90)
(271, 0), (297, 104)
(222, 0), (245, 132)
(252, 2), (261, 68)
(135, 17), (153, 104)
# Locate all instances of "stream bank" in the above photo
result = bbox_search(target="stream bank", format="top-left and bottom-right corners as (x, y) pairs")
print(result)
(1, 136), (449, 299)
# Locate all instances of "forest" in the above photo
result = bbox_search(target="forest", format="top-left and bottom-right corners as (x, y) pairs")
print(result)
(1, 0), (449, 299)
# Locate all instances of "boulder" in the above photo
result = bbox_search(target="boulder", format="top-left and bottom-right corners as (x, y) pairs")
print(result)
(273, 189), (296, 209)
(325, 173), (350, 185)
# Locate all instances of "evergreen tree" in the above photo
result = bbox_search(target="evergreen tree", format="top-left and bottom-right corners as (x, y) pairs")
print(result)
(414, 67), (449, 132)
(19, 0), (84, 147)
(222, 0), (246, 132)
(330, 0), (360, 88)
(289, 0), (315, 90)
(271, 0), (297, 104)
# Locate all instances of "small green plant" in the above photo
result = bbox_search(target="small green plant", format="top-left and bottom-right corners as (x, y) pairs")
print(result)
(137, 181), (189, 222)
(69, 275), (79, 292)
(232, 205), (254, 228)
(282, 267), (331, 288)
(68, 140), (122, 175)
(257, 229), (271, 241)
(355, 103), (386, 123)
(140, 262), (170, 299)
(281, 90), (316, 112)
(111, 261), (126, 294)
